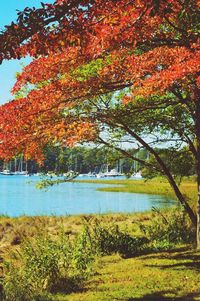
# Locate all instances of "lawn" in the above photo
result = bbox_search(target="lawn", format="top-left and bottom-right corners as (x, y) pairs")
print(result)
(55, 248), (200, 301)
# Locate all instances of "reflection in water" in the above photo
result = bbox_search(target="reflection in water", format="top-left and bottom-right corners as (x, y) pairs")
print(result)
(0, 175), (176, 217)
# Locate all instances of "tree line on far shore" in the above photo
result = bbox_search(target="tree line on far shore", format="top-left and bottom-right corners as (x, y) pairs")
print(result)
(0, 146), (195, 180)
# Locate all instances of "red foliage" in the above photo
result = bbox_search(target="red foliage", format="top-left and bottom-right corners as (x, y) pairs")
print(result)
(0, 0), (199, 162)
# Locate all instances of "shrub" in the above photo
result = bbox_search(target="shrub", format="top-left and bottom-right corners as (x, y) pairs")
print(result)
(2, 229), (95, 301)
(83, 220), (149, 258)
(139, 207), (195, 251)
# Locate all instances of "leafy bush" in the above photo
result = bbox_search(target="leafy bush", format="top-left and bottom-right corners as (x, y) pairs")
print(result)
(83, 220), (149, 258)
(2, 229), (95, 301)
(139, 207), (195, 250)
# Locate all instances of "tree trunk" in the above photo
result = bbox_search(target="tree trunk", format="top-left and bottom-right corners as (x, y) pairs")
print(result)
(117, 121), (197, 227)
(194, 86), (200, 249)
(196, 146), (200, 249)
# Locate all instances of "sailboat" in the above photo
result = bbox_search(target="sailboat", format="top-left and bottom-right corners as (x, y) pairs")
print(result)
(0, 169), (14, 175)
(0, 162), (14, 175)
(96, 162), (123, 178)
(131, 155), (142, 179)
(96, 164), (107, 178)
(14, 156), (28, 175)
(132, 171), (142, 179)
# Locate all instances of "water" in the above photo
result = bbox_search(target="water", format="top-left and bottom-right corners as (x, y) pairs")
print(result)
(0, 175), (176, 217)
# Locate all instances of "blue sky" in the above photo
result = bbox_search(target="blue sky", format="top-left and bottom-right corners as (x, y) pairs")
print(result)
(0, 1), (53, 104)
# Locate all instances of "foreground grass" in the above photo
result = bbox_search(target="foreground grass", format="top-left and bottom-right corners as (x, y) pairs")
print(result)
(54, 248), (200, 301)
(0, 213), (151, 254)
(75, 178), (197, 207)
(0, 212), (198, 301)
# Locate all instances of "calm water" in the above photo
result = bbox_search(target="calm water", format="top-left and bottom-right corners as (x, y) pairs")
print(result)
(0, 175), (176, 217)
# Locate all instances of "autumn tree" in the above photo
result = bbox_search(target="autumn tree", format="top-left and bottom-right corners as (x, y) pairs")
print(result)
(0, 0), (199, 245)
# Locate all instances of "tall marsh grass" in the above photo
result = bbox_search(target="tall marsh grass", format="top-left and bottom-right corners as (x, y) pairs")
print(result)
(1, 228), (94, 301)
(0, 207), (195, 301)
(139, 207), (195, 250)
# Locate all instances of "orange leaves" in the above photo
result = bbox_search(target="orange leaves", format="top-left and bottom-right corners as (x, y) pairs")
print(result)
(51, 120), (98, 147)
(0, 74), (99, 163)
(0, 0), (198, 63)
(24, 142), (45, 165)
(12, 46), (82, 93)
(128, 49), (200, 100)
(0, 0), (199, 162)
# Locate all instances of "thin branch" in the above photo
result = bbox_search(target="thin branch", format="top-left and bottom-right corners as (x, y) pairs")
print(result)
(97, 136), (161, 172)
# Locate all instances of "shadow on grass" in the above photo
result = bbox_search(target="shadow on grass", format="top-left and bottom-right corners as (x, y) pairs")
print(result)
(140, 246), (190, 259)
(126, 291), (200, 301)
(143, 249), (200, 272)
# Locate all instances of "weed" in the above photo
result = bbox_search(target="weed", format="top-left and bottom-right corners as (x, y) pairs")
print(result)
(139, 207), (195, 250)
(82, 219), (149, 258)
(1, 228), (95, 301)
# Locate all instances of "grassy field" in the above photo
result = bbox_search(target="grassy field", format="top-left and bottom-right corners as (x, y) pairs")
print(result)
(0, 213), (151, 253)
(55, 248), (200, 301)
(0, 211), (199, 301)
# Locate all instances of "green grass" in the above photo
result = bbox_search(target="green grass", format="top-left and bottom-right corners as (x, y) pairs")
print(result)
(75, 178), (197, 207)
(53, 248), (200, 301)
(0, 213), (199, 301)
(0, 213), (151, 254)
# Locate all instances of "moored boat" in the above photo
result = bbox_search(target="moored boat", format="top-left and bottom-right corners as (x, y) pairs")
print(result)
(0, 169), (14, 175)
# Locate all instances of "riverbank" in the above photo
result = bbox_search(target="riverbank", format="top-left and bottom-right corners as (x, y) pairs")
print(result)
(0, 178), (198, 301)
(75, 178), (197, 208)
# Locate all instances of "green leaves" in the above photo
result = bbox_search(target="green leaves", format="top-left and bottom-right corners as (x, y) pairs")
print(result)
(70, 56), (111, 81)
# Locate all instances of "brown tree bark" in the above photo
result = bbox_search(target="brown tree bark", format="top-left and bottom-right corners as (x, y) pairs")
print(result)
(194, 86), (200, 249)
